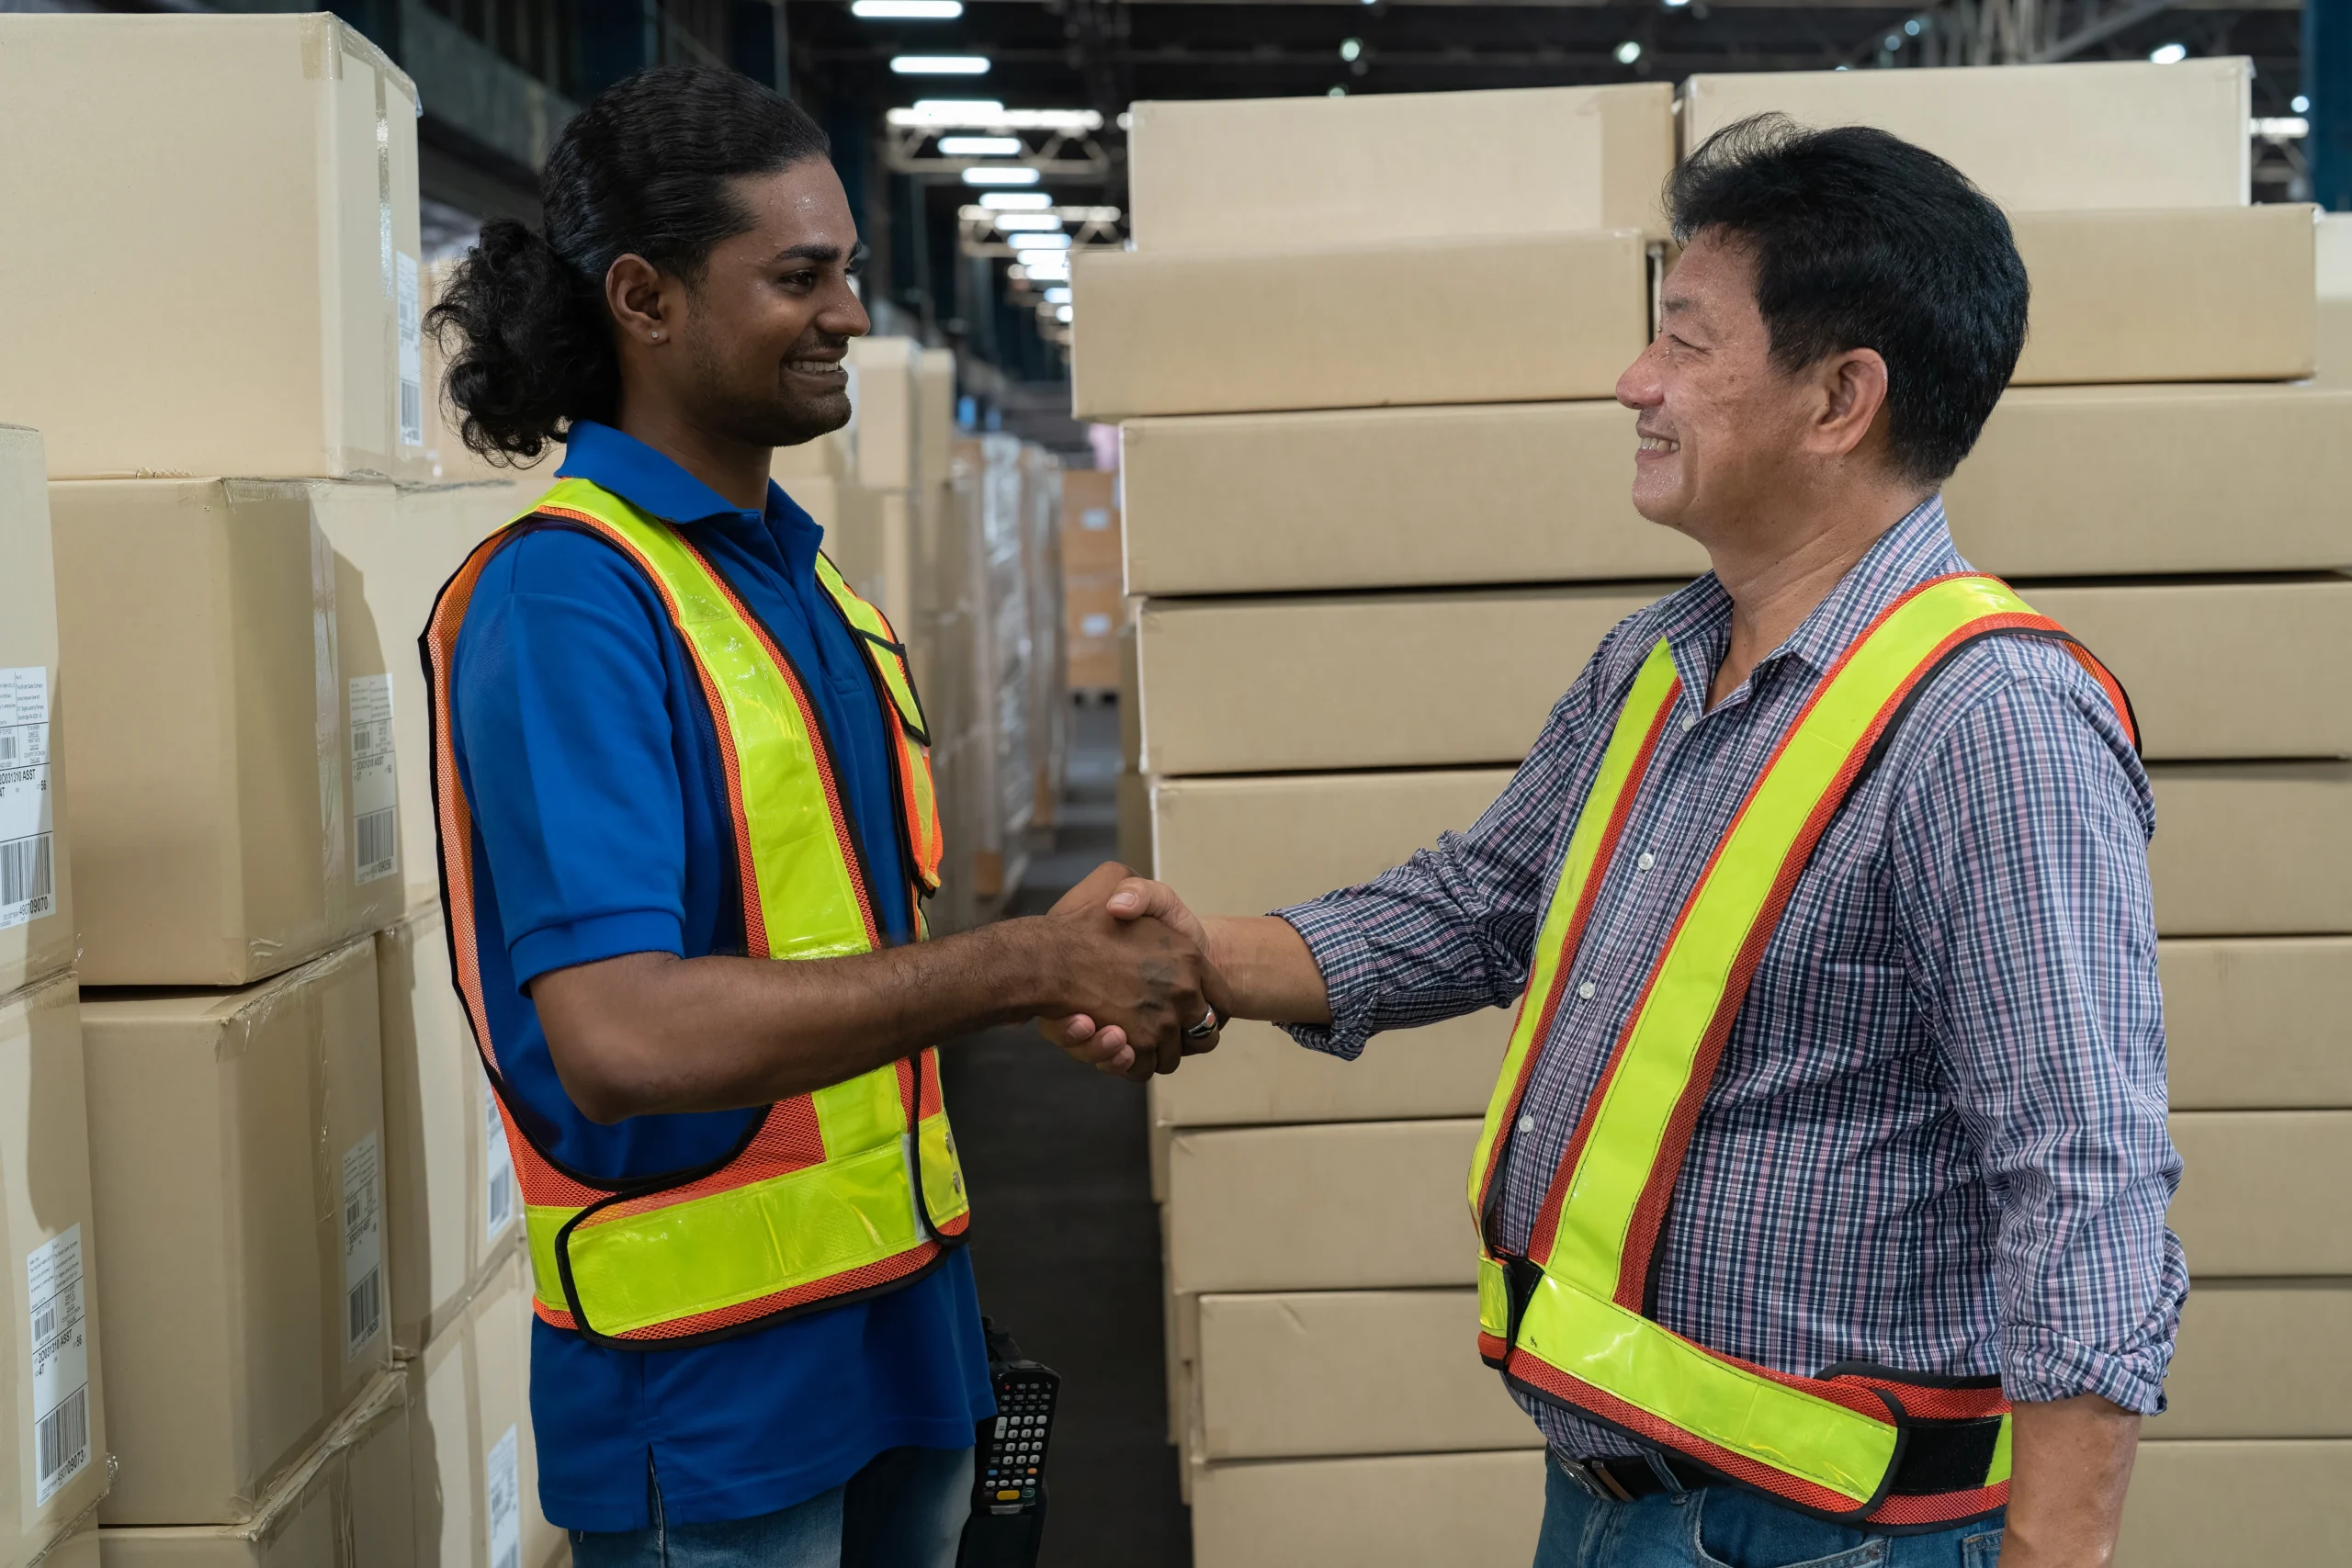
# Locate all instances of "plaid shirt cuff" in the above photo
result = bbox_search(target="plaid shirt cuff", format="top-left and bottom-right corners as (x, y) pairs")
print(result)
(1272, 902), (1379, 1061)
(1997, 1323), (2173, 1416)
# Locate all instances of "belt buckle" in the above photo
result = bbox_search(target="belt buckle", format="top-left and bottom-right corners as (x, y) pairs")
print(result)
(1556, 1456), (1634, 1504)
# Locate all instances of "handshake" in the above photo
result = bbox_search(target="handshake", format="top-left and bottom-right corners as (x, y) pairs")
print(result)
(1026, 860), (1233, 1083)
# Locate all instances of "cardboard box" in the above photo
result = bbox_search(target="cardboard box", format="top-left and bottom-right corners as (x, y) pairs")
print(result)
(1133, 580), (2352, 774)
(1135, 586), (1670, 776)
(409, 1252), (563, 1568)
(1167, 1121), (1478, 1294)
(2163, 939), (2352, 1110)
(2023, 579), (2352, 761)
(50, 479), (408, 986)
(1150, 770), (1512, 919)
(1059, 469), (1121, 578)
(2160, 1280), (2352, 1438)
(1114, 383), (2352, 596)
(1679, 60), (2251, 213)
(1071, 231), (1651, 423)
(97, 1368), (413, 1568)
(2007, 205), (2313, 385)
(2148, 764), (2352, 936)
(1152, 1014), (1507, 1129)
(316, 479), (524, 908)
(0, 430), (75, 998)
(848, 335), (922, 493)
(1946, 383), (2352, 578)
(1063, 574), (1122, 692)
(1197, 1291), (1532, 1461)
(1191, 1450), (1546, 1568)
(0, 15), (427, 482)
(2318, 212), (2352, 386)
(83, 941), (392, 1525)
(1130, 85), (1675, 251)
(2120, 1442), (2352, 1567)
(1157, 936), (2352, 1132)
(378, 897), (519, 1358)
(0, 976), (109, 1560)
(2167, 1112), (2352, 1276)
(1119, 401), (1701, 597)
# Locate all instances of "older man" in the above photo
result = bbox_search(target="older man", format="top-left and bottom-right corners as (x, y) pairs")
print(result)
(1057, 117), (2184, 1567)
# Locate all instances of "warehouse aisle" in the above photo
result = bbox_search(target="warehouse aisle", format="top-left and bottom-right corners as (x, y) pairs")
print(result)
(940, 696), (1192, 1567)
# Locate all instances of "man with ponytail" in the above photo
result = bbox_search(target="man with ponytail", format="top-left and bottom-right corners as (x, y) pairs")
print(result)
(424, 65), (1216, 1567)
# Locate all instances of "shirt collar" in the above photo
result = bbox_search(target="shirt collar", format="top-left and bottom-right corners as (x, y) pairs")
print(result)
(557, 420), (773, 526)
(1647, 495), (1963, 686)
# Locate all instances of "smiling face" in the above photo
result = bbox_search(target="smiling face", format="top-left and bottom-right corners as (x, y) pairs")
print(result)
(1615, 230), (1825, 544)
(663, 158), (873, 449)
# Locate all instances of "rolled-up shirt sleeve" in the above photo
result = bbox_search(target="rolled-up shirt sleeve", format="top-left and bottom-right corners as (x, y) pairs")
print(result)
(1274, 634), (1619, 1060)
(1890, 671), (2186, 1414)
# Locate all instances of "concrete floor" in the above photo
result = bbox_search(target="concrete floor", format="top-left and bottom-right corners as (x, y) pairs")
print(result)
(938, 697), (1192, 1568)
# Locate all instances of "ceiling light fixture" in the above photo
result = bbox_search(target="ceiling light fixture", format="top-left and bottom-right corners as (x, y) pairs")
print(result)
(992, 213), (1063, 231)
(2149, 41), (2188, 63)
(962, 165), (1042, 186)
(888, 104), (1102, 130)
(1011, 232), (1072, 250)
(1615, 39), (1643, 63)
(1056, 305), (1074, 323)
(890, 54), (990, 75)
(979, 191), (1055, 209)
(2293, 94), (2312, 113)
(940, 135), (1022, 156)
(1340, 37), (1363, 62)
(852, 0), (963, 17)
(1045, 287), (1073, 304)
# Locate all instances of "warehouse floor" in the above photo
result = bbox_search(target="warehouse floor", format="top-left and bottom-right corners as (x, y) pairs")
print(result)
(939, 696), (1192, 1567)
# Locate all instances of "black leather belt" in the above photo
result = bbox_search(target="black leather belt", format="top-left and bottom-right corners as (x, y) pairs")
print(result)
(1554, 1451), (1712, 1503)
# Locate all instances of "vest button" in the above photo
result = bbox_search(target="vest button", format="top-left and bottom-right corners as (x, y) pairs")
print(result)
(1636, 853), (1656, 871)
(1681, 714), (1697, 732)
(1517, 1115), (1535, 1134)
(1577, 981), (1597, 1001)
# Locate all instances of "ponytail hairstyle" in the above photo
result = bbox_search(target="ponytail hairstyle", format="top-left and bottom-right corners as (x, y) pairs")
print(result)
(427, 65), (831, 463)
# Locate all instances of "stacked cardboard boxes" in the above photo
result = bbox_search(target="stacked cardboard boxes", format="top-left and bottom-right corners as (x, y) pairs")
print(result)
(1060, 470), (1125, 694)
(1081, 65), (2347, 1565)
(0, 428), (112, 1568)
(0, 16), (556, 1565)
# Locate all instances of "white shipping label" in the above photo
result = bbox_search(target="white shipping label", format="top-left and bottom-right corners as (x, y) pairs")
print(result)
(341, 1134), (385, 1359)
(487, 1423), (522, 1568)
(27, 1225), (90, 1506)
(397, 253), (424, 448)
(350, 674), (399, 886)
(484, 1077), (515, 1246)
(0, 668), (56, 931)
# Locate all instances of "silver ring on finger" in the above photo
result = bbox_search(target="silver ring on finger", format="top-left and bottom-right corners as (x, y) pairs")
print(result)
(1182, 1005), (1221, 1042)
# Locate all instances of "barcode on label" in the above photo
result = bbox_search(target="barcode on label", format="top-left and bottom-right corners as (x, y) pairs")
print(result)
(347, 1268), (381, 1349)
(0, 733), (16, 762)
(2, 835), (51, 908)
(32, 1302), (54, 1344)
(36, 1386), (85, 1492)
(400, 379), (423, 446)
(356, 808), (396, 882)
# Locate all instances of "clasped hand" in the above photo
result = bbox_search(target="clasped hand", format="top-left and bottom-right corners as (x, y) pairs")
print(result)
(1033, 861), (1224, 1083)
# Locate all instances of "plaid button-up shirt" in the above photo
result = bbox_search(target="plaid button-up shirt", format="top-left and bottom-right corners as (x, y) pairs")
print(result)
(1278, 498), (2187, 1461)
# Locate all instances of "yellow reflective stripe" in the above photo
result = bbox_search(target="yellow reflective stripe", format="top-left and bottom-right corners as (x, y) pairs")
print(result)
(919, 1108), (970, 1227)
(561, 1142), (923, 1338)
(1985, 1415), (2013, 1487)
(1544, 578), (2036, 1293)
(1477, 1253), (1511, 1340)
(526, 1203), (571, 1317)
(812, 1064), (908, 1160)
(560, 484), (874, 963)
(1467, 640), (1681, 1219)
(1515, 1272), (1897, 1506)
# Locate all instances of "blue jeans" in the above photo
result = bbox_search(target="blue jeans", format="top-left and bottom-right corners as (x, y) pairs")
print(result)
(571, 1445), (975, 1568)
(1535, 1452), (2007, 1568)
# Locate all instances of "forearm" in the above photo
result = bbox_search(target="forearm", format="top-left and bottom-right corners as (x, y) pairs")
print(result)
(1202, 914), (1332, 1025)
(1999, 1393), (2140, 1566)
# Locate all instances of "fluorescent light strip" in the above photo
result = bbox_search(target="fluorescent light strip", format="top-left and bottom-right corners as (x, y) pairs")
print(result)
(888, 106), (1103, 131)
(852, 0), (963, 17)
(940, 135), (1023, 156)
(979, 192), (1054, 210)
(890, 55), (990, 75)
(963, 165), (1041, 186)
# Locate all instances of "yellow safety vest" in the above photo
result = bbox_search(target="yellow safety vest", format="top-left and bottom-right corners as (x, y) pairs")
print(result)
(424, 477), (967, 1348)
(1470, 574), (2138, 1528)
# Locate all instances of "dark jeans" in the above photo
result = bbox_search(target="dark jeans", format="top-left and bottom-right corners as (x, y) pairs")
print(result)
(571, 1445), (975, 1568)
(1534, 1451), (2007, 1568)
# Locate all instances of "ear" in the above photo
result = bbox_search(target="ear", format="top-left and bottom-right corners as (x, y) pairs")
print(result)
(604, 254), (671, 347)
(1808, 346), (1890, 460)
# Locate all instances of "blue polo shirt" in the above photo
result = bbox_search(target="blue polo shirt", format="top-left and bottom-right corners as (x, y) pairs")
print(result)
(446, 421), (993, 1532)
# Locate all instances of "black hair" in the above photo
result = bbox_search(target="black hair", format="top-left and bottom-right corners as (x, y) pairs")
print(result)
(426, 65), (831, 463)
(1668, 113), (2028, 487)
